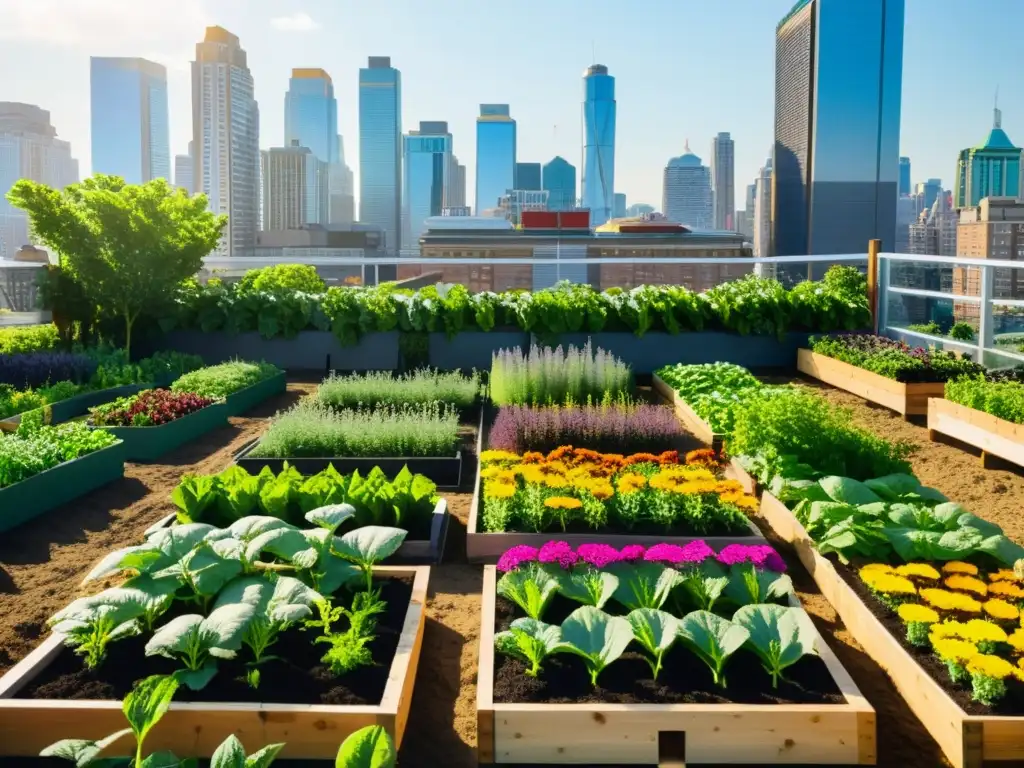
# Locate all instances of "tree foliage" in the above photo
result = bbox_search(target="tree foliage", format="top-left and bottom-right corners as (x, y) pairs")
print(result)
(7, 175), (225, 358)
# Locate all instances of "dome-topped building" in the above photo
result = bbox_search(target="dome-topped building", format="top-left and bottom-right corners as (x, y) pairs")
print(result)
(662, 141), (713, 229)
(954, 106), (1021, 208)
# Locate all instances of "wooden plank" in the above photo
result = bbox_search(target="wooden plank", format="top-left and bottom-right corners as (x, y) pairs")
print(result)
(480, 566), (874, 765)
(0, 566), (428, 760)
(725, 457), (758, 496)
(651, 373), (725, 453)
(796, 349), (945, 417)
(929, 398), (1024, 469)
(757, 491), (1024, 768)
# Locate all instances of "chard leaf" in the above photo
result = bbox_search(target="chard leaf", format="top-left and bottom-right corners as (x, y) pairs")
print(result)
(39, 728), (133, 766)
(496, 563), (559, 620)
(626, 608), (679, 679)
(559, 606), (633, 686)
(334, 725), (396, 768)
(554, 569), (618, 609)
(611, 562), (683, 611)
(123, 674), (180, 750)
(494, 617), (567, 677)
(733, 604), (817, 688)
(333, 526), (407, 567)
(305, 503), (357, 534)
(818, 476), (881, 506)
(678, 610), (749, 687)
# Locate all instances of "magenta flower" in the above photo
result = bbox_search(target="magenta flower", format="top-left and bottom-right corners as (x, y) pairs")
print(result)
(497, 544), (539, 572)
(618, 544), (647, 562)
(679, 540), (716, 564)
(577, 543), (620, 569)
(537, 540), (579, 569)
(643, 543), (688, 565)
(716, 543), (787, 573)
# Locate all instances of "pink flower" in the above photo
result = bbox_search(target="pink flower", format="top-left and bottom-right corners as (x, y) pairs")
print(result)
(577, 543), (620, 569)
(716, 543), (787, 573)
(643, 543), (688, 565)
(538, 540), (579, 569)
(497, 545), (539, 572)
(618, 544), (647, 562)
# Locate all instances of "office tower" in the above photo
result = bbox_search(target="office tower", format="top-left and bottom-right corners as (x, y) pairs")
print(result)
(476, 104), (516, 214)
(753, 155), (773, 257)
(90, 58), (170, 184)
(909, 191), (957, 256)
(662, 142), (713, 229)
(582, 64), (616, 227)
(899, 156), (911, 196)
(626, 202), (655, 217)
(742, 181), (758, 238)
(359, 57), (402, 254)
(895, 194), (918, 252)
(192, 26), (259, 257)
(174, 141), (194, 194)
(954, 197), (1024, 324)
(261, 143), (328, 231)
(711, 132), (735, 229)
(285, 69), (337, 165)
(954, 107), (1021, 208)
(327, 134), (355, 225)
(515, 162), (542, 191)
(403, 121), (452, 245)
(542, 156), (577, 211)
(772, 0), (904, 263)
(448, 155), (467, 209)
(613, 193), (627, 218)
(0, 103), (78, 259)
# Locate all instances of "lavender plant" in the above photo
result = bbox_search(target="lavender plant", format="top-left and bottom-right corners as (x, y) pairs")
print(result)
(316, 368), (480, 410)
(489, 341), (632, 406)
(0, 351), (97, 389)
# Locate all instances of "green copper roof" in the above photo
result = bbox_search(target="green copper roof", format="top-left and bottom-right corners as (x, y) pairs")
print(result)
(975, 127), (1019, 151)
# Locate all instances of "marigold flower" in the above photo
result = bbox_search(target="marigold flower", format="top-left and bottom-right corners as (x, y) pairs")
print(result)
(543, 496), (582, 510)
(860, 563), (896, 574)
(895, 563), (940, 581)
(988, 581), (1024, 600)
(984, 599), (1020, 622)
(587, 482), (614, 500)
(943, 561), (979, 576)
(615, 473), (647, 494)
(966, 654), (1017, 680)
(685, 448), (718, 466)
(484, 482), (516, 499)
(989, 569), (1021, 583)
(1008, 629), (1024, 652)
(930, 619), (1007, 644)
(920, 588), (983, 614)
(481, 449), (520, 464)
(861, 570), (917, 595)
(930, 637), (979, 664)
(946, 574), (988, 596)
(521, 451), (544, 464)
(897, 604), (939, 624)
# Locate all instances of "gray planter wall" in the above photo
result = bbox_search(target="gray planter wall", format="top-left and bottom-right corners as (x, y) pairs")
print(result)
(428, 331), (530, 371)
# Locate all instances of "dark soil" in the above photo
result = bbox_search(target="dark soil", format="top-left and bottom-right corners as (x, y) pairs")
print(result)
(18, 577), (411, 706)
(491, 595), (843, 706)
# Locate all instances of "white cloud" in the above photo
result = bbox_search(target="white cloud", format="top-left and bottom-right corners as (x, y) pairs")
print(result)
(270, 11), (320, 32)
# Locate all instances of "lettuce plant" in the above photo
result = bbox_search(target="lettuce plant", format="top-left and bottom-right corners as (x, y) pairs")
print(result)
(678, 610), (750, 687)
(494, 617), (569, 677)
(626, 608), (679, 680)
(559, 606), (634, 686)
(733, 604), (817, 688)
(496, 562), (559, 620)
(611, 561), (682, 611)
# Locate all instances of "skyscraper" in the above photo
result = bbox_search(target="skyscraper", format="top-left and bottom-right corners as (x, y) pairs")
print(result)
(772, 0), (904, 261)
(261, 143), (328, 231)
(90, 57), (170, 184)
(582, 64), (616, 227)
(515, 162), (542, 191)
(285, 69), (338, 165)
(954, 107), (1021, 208)
(359, 57), (402, 254)
(899, 156), (911, 196)
(662, 142), (713, 229)
(754, 155), (773, 258)
(613, 193), (627, 218)
(403, 121), (452, 245)
(192, 27), (259, 257)
(329, 135), (355, 225)
(448, 155), (467, 209)
(0, 103), (78, 259)
(542, 156), (577, 211)
(711, 132), (735, 229)
(174, 141), (194, 194)
(475, 104), (516, 214)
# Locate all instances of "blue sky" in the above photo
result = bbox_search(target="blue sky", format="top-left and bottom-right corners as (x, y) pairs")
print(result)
(0, 0), (1021, 209)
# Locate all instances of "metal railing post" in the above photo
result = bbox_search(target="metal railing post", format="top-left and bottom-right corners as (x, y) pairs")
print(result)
(978, 263), (994, 364)
(878, 255), (889, 335)
(867, 240), (880, 334)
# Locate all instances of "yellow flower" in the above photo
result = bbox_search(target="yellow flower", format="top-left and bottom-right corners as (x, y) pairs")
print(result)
(942, 561), (979, 576)
(945, 574), (988, 596)
(930, 620), (1007, 644)
(984, 599), (1020, 622)
(543, 496), (583, 510)
(720, 491), (759, 512)
(615, 473), (647, 494)
(543, 474), (570, 489)
(920, 588), (983, 614)
(988, 581), (1024, 600)
(895, 563), (940, 581)
(520, 466), (547, 485)
(860, 563), (896, 574)
(897, 604), (939, 624)
(480, 466), (506, 479)
(989, 569), (1021, 583)
(1019, 657), (1024, 671)
(930, 637), (979, 664)
(966, 655), (1017, 680)
(484, 482), (516, 499)
(586, 482), (614, 501)
(481, 449), (520, 464)
(1008, 629), (1024, 652)
(860, 570), (917, 595)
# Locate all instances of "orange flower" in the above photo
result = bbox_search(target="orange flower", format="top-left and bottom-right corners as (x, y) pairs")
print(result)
(685, 448), (718, 466)
(521, 451), (544, 464)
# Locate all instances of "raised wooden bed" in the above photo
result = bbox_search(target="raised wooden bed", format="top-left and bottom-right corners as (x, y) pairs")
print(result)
(796, 349), (945, 418)
(757, 491), (1024, 768)
(94, 401), (229, 462)
(221, 371), (287, 417)
(0, 441), (126, 533)
(651, 372), (725, 453)
(0, 383), (148, 431)
(0, 565), (429, 760)
(928, 398), (1024, 469)
(476, 566), (876, 765)
(724, 456), (759, 496)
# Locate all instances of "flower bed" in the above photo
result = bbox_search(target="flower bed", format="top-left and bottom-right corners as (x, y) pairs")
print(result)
(0, 521), (429, 760)
(466, 447), (765, 563)
(477, 541), (875, 765)
(169, 360), (284, 417)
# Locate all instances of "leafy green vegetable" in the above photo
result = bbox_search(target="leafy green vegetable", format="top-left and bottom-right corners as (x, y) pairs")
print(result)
(494, 618), (568, 677)
(554, 568), (619, 609)
(496, 563), (559, 621)
(559, 606), (633, 686)
(733, 604), (817, 688)
(626, 608), (679, 680)
(724, 564), (794, 606)
(611, 562), (682, 611)
(331, 525), (407, 593)
(654, 362), (763, 434)
(677, 610), (749, 687)
(49, 589), (155, 669)
(335, 725), (396, 768)
(144, 603), (255, 689)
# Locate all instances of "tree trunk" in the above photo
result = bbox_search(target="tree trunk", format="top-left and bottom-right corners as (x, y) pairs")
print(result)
(124, 310), (136, 362)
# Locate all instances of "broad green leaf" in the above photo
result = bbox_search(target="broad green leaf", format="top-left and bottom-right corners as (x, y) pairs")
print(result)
(494, 617), (567, 676)
(555, 569), (618, 609)
(246, 528), (318, 569)
(227, 516), (295, 542)
(626, 608), (679, 678)
(123, 674), (180, 746)
(496, 564), (559, 621)
(140, 752), (184, 768)
(733, 604), (817, 687)
(203, 602), (258, 650)
(678, 610), (749, 686)
(679, 570), (730, 612)
(39, 729), (133, 766)
(976, 534), (1024, 566)
(333, 526), (407, 566)
(82, 544), (161, 584)
(959, 513), (1004, 538)
(335, 725), (396, 768)
(180, 544), (243, 596)
(725, 564), (793, 606)
(176, 663), (219, 691)
(305, 504), (357, 534)
(210, 735), (246, 768)
(559, 606), (633, 684)
(171, 474), (219, 522)
(818, 476), (881, 506)
(611, 562), (683, 611)
(245, 743), (285, 768)
(863, 473), (921, 500)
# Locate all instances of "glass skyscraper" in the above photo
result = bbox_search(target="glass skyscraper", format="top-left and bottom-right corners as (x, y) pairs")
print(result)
(954, 109), (1021, 208)
(514, 162), (542, 191)
(542, 156), (576, 210)
(898, 156), (911, 196)
(403, 121), (452, 246)
(90, 57), (170, 184)
(359, 57), (402, 254)
(475, 104), (516, 214)
(582, 64), (616, 227)
(285, 68), (337, 166)
(772, 0), (903, 263)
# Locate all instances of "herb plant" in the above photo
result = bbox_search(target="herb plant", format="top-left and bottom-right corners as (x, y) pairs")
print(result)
(946, 375), (1024, 425)
(810, 334), (984, 383)
(316, 368), (480, 410)
(170, 360), (282, 399)
(0, 420), (118, 489)
(490, 341), (632, 406)
(89, 388), (218, 427)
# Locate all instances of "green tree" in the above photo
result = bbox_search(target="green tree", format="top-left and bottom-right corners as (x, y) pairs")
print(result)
(7, 175), (225, 359)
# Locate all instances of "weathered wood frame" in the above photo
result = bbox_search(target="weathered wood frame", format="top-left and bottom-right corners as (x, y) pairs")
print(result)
(476, 566), (875, 765)
(928, 398), (1024, 469)
(758, 491), (1024, 768)
(0, 566), (430, 761)
(796, 349), (945, 418)
(650, 373), (725, 453)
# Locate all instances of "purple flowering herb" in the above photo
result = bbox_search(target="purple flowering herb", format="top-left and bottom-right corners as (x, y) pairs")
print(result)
(618, 544), (647, 562)
(576, 543), (621, 569)
(537, 540), (579, 569)
(496, 544), (540, 572)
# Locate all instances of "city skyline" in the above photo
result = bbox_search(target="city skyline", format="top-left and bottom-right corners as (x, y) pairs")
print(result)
(2, 0), (1020, 211)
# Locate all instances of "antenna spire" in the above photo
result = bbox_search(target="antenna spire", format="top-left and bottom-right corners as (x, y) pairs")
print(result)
(994, 86), (1002, 128)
